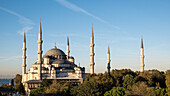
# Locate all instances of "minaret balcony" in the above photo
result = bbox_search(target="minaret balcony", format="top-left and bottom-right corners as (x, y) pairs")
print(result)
(22, 56), (27, 59)
(90, 53), (95, 56)
(22, 48), (27, 51)
(37, 51), (43, 54)
(37, 40), (43, 44)
(90, 44), (95, 47)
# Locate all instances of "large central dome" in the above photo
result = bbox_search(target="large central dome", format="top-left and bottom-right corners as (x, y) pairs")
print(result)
(44, 47), (66, 57)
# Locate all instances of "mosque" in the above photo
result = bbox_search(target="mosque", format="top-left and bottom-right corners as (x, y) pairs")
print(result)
(21, 20), (145, 93)
(21, 20), (96, 93)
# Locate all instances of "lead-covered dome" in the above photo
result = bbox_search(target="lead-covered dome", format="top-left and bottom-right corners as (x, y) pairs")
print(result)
(44, 47), (66, 57)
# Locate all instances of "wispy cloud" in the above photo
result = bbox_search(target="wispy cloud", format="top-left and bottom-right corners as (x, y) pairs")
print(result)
(0, 55), (22, 63)
(55, 0), (120, 29)
(0, 7), (35, 25)
(17, 26), (33, 35)
(0, 7), (35, 35)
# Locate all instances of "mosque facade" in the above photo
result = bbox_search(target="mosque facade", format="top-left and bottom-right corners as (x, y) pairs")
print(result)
(21, 20), (95, 93)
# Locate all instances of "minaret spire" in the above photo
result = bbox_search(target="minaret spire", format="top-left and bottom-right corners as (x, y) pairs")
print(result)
(90, 24), (95, 74)
(66, 36), (70, 59)
(22, 30), (27, 83)
(91, 24), (94, 44)
(141, 36), (143, 48)
(107, 45), (111, 74)
(54, 42), (57, 49)
(140, 36), (145, 72)
(37, 19), (43, 80)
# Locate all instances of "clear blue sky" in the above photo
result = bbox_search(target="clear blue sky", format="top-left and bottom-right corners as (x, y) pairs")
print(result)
(0, 0), (170, 77)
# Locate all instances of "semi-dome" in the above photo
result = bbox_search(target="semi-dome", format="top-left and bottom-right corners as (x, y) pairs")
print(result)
(44, 47), (66, 57)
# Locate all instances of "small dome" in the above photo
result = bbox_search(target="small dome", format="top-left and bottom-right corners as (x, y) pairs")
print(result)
(69, 56), (74, 59)
(44, 48), (66, 57)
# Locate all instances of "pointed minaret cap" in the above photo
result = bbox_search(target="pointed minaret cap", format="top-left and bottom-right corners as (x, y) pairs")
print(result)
(141, 36), (143, 48)
(54, 42), (57, 49)
(91, 24), (94, 38)
(67, 36), (69, 45)
(91, 24), (94, 44)
(39, 18), (42, 34)
(23, 30), (26, 42)
(108, 44), (110, 54)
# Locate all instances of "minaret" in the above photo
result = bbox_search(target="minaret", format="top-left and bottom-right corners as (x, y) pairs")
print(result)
(66, 36), (70, 59)
(37, 19), (43, 80)
(140, 37), (145, 72)
(22, 31), (27, 83)
(54, 42), (57, 49)
(107, 45), (111, 74)
(90, 24), (95, 74)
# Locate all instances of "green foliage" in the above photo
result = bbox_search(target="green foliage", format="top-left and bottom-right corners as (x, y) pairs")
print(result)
(84, 73), (97, 82)
(111, 69), (136, 87)
(70, 86), (78, 96)
(1, 84), (15, 92)
(76, 79), (100, 96)
(140, 70), (166, 88)
(45, 80), (63, 95)
(126, 82), (155, 96)
(14, 69), (168, 96)
(30, 87), (46, 96)
(41, 79), (52, 87)
(166, 70), (170, 96)
(15, 83), (25, 95)
(134, 75), (147, 83)
(122, 74), (134, 89)
(44, 80), (73, 96)
(14, 74), (22, 85)
(104, 87), (127, 96)
(148, 87), (167, 96)
(97, 72), (116, 95)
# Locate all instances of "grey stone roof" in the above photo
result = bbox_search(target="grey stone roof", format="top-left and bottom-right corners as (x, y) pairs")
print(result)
(25, 80), (42, 83)
(44, 48), (66, 57)
(52, 59), (71, 64)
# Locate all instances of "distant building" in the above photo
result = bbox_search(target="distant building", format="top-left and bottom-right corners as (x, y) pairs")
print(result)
(21, 20), (95, 93)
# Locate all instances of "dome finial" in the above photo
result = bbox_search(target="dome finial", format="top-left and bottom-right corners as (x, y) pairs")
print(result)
(54, 42), (57, 49)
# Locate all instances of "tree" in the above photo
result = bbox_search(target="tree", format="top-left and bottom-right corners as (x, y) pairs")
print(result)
(62, 82), (74, 95)
(97, 72), (116, 95)
(45, 80), (63, 95)
(122, 74), (134, 89)
(76, 79), (100, 96)
(14, 74), (22, 85)
(104, 87), (127, 96)
(126, 82), (154, 96)
(70, 86), (78, 96)
(111, 69), (136, 87)
(148, 87), (167, 96)
(41, 79), (52, 87)
(134, 75), (147, 83)
(139, 70), (166, 88)
(30, 87), (46, 96)
(16, 83), (25, 95)
(166, 70), (170, 96)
